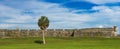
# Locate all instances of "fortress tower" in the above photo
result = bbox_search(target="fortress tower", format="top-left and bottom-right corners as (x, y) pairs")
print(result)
(113, 26), (117, 36)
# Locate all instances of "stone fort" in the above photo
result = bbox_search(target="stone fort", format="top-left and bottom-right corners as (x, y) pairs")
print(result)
(0, 26), (118, 38)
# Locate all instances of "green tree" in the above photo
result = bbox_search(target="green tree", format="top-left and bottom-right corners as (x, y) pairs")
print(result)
(38, 16), (49, 44)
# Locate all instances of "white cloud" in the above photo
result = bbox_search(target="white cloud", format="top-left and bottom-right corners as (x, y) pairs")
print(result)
(0, 0), (120, 30)
(0, 24), (39, 29)
(0, 4), (20, 18)
(0, 4), (35, 23)
(86, 0), (120, 4)
(0, 24), (17, 29)
(0, 1), (94, 29)
(91, 6), (120, 23)
(4, 15), (34, 23)
(98, 25), (104, 28)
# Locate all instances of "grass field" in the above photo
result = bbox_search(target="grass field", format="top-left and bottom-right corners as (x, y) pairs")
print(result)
(0, 37), (120, 49)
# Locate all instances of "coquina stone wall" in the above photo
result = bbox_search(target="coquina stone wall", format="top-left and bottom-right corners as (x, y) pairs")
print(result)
(0, 26), (117, 38)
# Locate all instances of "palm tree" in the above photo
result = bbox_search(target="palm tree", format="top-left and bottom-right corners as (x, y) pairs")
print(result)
(38, 16), (49, 44)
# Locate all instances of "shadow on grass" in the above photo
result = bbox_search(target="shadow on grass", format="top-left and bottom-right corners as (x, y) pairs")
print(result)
(34, 40), (43, 44)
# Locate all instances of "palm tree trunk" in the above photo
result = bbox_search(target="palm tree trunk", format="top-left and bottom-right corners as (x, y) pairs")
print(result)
(42, 30), (46, 44)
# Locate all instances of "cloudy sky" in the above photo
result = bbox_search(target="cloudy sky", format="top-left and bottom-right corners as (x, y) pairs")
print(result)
(0, 0), (120, 32)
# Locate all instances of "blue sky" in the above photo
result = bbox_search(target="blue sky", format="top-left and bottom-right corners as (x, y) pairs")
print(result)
(0, 0), (120, 33)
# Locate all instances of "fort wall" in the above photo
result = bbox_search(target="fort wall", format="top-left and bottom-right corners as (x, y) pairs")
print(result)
(0, 26), (117, 38)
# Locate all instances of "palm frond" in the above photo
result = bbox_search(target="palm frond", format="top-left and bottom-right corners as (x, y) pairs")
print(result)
(38, 16), (49, 30)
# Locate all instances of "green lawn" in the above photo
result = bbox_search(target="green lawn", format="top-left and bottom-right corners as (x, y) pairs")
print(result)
(0, 37), (120, 49)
